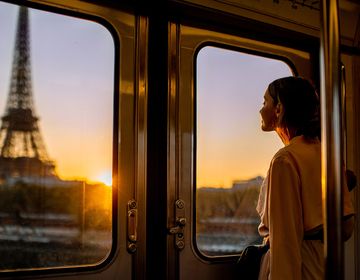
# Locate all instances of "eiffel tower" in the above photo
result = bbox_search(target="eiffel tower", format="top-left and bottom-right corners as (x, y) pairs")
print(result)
(0, 7), (56, 180)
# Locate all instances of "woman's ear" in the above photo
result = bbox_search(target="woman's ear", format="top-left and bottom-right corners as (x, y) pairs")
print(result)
(275, 102), (283, 119)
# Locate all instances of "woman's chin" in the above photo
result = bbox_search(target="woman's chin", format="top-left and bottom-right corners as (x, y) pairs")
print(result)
(261, 125), (272, 132)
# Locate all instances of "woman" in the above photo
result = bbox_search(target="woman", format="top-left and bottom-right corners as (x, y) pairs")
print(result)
(257, 76), (354, 279)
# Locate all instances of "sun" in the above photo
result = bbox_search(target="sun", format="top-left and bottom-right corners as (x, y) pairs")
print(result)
(94, 170), (112, 187)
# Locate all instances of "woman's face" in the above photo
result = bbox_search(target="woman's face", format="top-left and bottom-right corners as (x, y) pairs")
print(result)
(260, 89), (277, 131)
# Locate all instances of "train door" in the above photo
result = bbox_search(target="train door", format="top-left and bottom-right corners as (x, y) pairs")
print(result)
(339, 12), (360, 275)
(341, 51), (359, 280)
(167, 22), (315, 279)
(0, 1), (144, 279)
(165, 1), (360, 279)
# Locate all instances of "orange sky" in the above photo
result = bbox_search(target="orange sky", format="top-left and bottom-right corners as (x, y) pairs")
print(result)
(0, 3), (114, 185)
(1, 4), (293, 188)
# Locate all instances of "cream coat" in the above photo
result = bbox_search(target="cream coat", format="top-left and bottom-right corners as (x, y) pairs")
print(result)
(256, 135), (354, 280)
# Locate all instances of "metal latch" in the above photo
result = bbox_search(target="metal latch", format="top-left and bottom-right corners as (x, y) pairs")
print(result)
(127, 199), (137, 253)
(168, 199), (186, 250)
(168, 217), (186, 234)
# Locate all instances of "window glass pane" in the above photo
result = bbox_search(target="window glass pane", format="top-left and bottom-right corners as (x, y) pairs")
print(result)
(0, 2), (114, 269)
(196, 46), (292, 256)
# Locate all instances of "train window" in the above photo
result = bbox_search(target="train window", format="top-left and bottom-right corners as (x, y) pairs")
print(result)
(196, 46), (292, 256)
(0, 2), (114, 270)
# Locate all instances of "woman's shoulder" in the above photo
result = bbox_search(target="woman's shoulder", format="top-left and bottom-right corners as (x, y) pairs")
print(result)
(271, 148), (294, 165)
(271, 143), (303, 166)
(271, 136), (320, 169)
(269, 148), (301, 182)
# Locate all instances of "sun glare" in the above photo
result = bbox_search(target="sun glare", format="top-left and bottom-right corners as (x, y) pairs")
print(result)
(95, 171), (112, 187)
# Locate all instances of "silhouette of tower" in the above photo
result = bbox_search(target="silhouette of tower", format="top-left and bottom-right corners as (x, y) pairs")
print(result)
(0, 7), (55, 180)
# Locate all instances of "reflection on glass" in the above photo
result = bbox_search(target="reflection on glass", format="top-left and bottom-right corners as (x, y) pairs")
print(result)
(0, 3), (113, 269)
(196, 46), (292, 256)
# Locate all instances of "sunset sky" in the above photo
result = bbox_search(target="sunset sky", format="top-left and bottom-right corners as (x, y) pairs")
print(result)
(0, 3), (114, 185)
(197, 47), (292, 188)
(0, 2), (294, 189)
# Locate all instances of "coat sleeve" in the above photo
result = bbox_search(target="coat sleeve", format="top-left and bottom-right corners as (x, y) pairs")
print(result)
(268, 154), (303, 280)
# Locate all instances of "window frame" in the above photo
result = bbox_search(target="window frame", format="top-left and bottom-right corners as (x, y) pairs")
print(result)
(193, 41), (298, 260)
(0, 0), (128, 277)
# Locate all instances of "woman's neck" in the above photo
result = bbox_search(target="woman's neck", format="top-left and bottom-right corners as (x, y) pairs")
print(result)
(275, 127), (297, 145)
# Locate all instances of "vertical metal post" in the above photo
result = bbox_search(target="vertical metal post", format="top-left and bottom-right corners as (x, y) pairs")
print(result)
(320, 0), (343, 279)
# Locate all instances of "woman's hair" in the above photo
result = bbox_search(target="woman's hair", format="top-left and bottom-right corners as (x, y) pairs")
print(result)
(267, 76), (320, 139)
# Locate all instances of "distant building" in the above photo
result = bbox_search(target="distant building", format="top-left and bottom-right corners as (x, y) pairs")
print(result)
(4, 176), (83, 188)
(231, 176), (264, 190)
